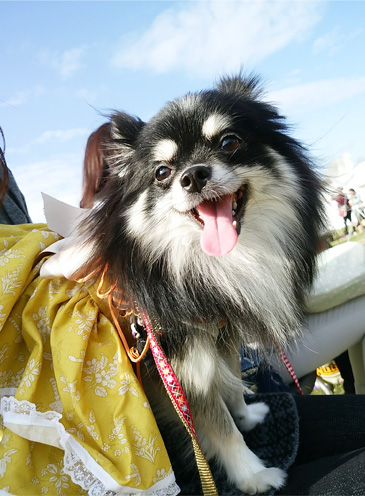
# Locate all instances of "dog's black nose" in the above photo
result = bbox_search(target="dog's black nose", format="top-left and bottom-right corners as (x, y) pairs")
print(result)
(180, 166), (212, 193)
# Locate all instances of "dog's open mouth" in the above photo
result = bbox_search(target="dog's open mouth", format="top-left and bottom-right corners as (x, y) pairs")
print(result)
(191, 185), (247, 257)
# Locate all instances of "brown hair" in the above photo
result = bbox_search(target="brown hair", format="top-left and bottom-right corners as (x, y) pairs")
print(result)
(80, 122), (112, 208)
(0, 127), (10, 208)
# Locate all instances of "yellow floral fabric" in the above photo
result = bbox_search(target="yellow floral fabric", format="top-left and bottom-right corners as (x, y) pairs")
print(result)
(0, 224), (178, 496)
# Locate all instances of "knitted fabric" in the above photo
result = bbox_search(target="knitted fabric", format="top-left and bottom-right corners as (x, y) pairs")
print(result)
(167, 392), (299, 495)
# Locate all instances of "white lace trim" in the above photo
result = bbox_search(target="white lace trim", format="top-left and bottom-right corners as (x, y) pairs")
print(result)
(0, 397), (180, 496)
(0, 387), (18, 397)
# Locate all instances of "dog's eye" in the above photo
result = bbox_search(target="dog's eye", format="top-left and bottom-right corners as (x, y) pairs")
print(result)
(155, 166), (172, 181)
(220, 135), (241, 152)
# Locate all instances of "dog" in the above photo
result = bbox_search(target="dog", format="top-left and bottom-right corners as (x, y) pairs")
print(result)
(76, 74), (324, 494)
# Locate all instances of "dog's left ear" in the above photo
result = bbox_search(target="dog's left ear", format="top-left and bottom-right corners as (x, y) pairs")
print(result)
(216, 73), (263, 100)
(111, 111), (145, 155)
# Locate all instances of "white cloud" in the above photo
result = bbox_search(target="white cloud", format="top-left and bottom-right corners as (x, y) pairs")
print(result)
(313, 28), (344, 55)
(0, 85), (45, 108)
(12, 154), (83, 223)
(76, 88), (98, 103)
(313, 26), (363, 56)
(0, 92), (27, 107)
(32, 128), (90, 145)
(38, 46), (87, 79)
(7, 128), (91, 156)
(111, 0), (323, 77)
(267, 77), (365, 117)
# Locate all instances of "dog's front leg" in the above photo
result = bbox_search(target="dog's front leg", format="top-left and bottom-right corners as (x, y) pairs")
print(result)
(171, 337), (285, 493)
(221, 352), (272, 433)
(194, 394), (286, 494)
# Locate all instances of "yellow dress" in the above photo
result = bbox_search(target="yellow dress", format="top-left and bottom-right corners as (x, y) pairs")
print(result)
(0, 223), (179, 496)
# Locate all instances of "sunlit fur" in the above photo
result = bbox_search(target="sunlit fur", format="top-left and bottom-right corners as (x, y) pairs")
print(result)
(80, 75), (324, 493)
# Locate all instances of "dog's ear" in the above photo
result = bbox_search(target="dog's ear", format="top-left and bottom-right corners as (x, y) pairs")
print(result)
(111, 111), (145, 155)
(216, 73), (264, 99)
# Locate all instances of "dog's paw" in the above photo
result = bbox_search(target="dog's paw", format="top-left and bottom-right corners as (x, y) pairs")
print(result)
(237, 467), (286, 495)
(237, 402), (269, 432)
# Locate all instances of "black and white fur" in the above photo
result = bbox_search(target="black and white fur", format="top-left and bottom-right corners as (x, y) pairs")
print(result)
(82, 75), (324, 493)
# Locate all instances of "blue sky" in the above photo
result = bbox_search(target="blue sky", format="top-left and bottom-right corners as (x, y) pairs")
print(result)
(1, 0), (365, 223)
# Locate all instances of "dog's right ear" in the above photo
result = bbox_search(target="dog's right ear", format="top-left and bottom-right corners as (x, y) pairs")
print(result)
(111, 111), (145, 155)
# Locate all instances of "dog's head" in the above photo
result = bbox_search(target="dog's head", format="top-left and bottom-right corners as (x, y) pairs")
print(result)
(85, 75), (324, 347)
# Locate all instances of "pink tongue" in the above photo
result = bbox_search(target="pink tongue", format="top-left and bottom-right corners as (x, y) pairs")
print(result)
(196, 195), (238, 256)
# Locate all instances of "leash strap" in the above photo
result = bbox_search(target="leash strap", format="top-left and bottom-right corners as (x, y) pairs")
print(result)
(142, 313), (218, 496)
(278, 348), (303, 395)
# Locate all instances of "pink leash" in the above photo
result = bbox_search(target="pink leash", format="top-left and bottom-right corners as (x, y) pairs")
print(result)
(278, 348), (303, 395)
(141, 312), (218, 495)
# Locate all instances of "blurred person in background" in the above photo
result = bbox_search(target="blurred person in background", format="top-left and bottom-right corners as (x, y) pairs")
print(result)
(0, 127), (32, 224)
(80, 122), (112, 209)
(348, 188), (365, 234)
(332, 187), (354, 236)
